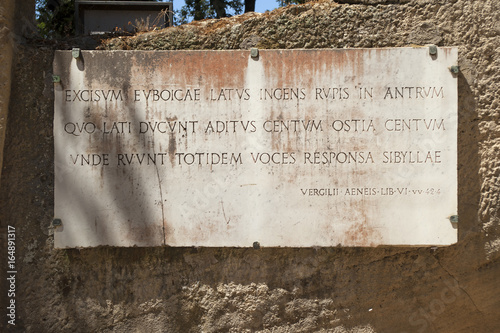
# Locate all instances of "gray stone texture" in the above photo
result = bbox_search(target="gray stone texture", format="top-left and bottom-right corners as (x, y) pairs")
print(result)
(1, 0), (499, 332)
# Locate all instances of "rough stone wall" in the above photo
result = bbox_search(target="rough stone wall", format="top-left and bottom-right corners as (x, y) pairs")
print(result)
(0, 0), (15, 183)
(1, 0), (500, 332)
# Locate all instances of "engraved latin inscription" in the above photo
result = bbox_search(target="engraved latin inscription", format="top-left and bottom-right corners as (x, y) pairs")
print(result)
(53, 48), (458, 248)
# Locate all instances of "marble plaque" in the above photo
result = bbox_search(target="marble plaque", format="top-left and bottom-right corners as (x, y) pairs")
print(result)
(53, 48), (458, 248)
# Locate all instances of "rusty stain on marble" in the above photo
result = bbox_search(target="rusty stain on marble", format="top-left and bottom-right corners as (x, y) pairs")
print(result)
(53, 48), (458, 248)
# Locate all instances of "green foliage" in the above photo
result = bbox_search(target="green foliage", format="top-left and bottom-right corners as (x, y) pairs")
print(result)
(36, 0), (75, 38)
(276, 0), (308, 7)
(176, 0), (243, 25)
(177, 0), (215, 24)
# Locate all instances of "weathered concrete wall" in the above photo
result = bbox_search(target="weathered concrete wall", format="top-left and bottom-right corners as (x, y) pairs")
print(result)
(1, 0), (499, 332)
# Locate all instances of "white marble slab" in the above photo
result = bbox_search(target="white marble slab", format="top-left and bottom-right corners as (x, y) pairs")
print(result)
(53, 48), (458, 248)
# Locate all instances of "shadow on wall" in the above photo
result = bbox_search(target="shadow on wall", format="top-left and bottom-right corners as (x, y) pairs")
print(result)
(456, 67), (481, 241)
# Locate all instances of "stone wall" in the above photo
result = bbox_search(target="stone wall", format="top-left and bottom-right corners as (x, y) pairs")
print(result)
(1, 0), (499, 332)
(0, 0), (15, 183)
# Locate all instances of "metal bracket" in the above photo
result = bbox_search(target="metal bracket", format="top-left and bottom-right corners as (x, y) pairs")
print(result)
(449, 215), (458, 224)
(52, 218), (62, 227)
(72, 48), (81, 59)
(250, 48), (259, 59)
(429, 45), (437, 56)
(450, 66), (460, 74)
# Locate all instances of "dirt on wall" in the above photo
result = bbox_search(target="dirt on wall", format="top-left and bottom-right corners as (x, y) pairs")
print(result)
(1, 0), (500, 332)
